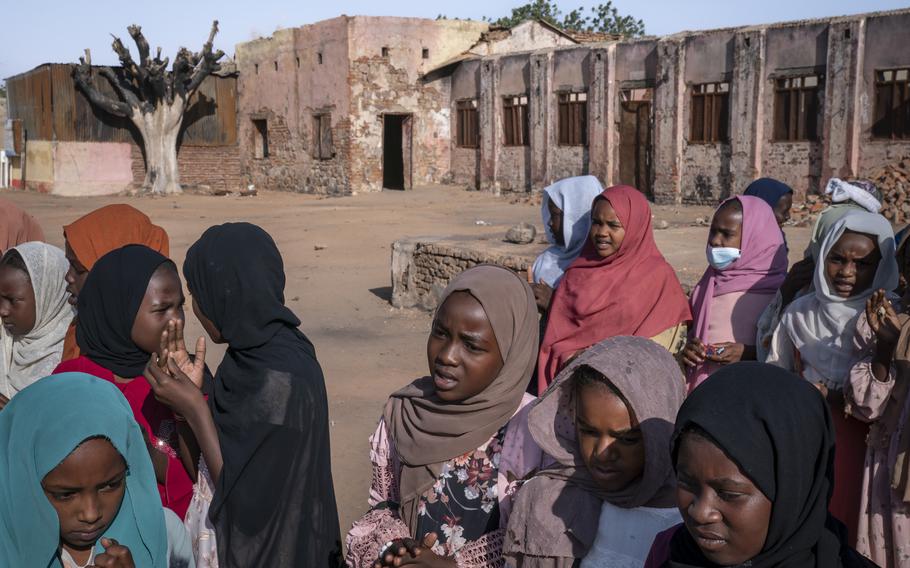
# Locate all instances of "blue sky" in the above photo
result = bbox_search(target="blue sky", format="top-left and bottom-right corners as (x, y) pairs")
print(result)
(1, 1), (904, 81)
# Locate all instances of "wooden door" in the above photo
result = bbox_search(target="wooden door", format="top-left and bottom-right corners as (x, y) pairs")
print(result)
(402, 115), (413, 190)
(618, 100), (652, 197)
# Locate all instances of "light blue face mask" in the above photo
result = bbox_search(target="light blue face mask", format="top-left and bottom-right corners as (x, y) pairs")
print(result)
(707, 246), (742, 270)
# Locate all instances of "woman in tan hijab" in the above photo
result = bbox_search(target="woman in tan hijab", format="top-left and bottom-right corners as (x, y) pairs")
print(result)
(345, 265), (544, 568)
(505, 336), (685, 567)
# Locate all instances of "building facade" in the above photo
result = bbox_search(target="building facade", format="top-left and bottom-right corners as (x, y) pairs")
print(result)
(441, 8), (910, 202)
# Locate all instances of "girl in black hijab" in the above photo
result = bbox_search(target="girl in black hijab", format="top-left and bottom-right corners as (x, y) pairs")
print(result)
(643, 362), (876, 568)
(144, 223), (342, 567)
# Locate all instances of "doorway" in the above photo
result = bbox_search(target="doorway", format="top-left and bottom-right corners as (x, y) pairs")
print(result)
(618, 88), (653, 197)
(383, 114), (412, 190)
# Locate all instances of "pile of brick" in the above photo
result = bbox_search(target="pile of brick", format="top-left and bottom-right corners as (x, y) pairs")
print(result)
(788, 194), (828, 227)
(868, 158), (910, 225)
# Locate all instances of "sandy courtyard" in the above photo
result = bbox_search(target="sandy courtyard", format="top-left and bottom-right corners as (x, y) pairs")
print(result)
(1, 185), (811, 534)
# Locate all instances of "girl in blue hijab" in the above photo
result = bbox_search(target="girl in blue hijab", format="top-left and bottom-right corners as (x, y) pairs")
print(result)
(0, 372), (192, 567)
(744, 178), (794, 227)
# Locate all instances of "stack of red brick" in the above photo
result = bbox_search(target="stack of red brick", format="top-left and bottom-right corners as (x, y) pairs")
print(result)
(868, 158), (910, 226)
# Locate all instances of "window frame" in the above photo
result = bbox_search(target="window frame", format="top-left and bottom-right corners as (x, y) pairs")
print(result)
(502, 95), (530, 147)
(689, 82), (730, 144)
(872, 67), (910, 140)
(557, 91), (588, 147)
(773, 75), (822, 142)
(456, 99), (480, 149)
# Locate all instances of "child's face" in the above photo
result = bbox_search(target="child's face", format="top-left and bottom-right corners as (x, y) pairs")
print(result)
(575, 382), (644, 492)
(708, 202), (744, 250)
(130, 264), (185, 355)
(772, 193), (793, 227)
(675, 432), (772, 566)
(427, 291), (504, 402)
(0, 264), (36, 337)
(42, 438), (128, 558)
(589, 199), (625, 258)
(824, 231), (880, 299)
(64, 240), (89, 306)
(547, 198), (565, 246)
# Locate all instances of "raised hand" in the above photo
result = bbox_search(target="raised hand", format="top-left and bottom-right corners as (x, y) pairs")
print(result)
(143, 351), (206, 420)
(158, 319), (206, 389)
(866, 289), (901, 347)
(90, 537), (135, 567)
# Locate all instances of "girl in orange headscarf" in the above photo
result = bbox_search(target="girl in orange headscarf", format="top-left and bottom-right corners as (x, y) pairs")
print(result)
(61, 204), (169, 360)
(0, 197), (45, 254)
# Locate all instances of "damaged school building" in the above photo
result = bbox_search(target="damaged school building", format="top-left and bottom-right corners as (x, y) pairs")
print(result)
(3, 8), (909, 203)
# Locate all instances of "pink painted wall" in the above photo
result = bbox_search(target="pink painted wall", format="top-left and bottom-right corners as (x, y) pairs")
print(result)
(53, 141), (132, 196)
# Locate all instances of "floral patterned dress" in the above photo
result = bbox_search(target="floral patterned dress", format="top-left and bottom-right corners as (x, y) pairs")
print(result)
(345, 394), (545, 568)
(416, 427), (506, 556)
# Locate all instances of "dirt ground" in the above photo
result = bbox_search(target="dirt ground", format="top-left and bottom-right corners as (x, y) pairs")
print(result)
(1, 185), (811, 534)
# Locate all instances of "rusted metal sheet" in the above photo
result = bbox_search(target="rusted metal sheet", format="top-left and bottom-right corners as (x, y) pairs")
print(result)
(5, 63), (237, 146)
(6, 66), (53, 141)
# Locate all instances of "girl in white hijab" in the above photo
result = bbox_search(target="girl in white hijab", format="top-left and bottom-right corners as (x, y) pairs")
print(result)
(531, 176), (604, 311)
(0, 242), (74, 406)
(767, 210), (899, 547)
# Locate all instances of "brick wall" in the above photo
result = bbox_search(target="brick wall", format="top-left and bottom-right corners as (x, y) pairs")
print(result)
(131, 143), (242, 192)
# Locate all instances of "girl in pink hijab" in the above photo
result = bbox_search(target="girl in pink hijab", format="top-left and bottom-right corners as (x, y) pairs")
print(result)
(681, 196), (788, 391)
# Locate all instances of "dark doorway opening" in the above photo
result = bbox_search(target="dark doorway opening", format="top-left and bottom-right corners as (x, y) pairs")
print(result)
(383, 114), (412, 190)
(618, 88), (653, 198)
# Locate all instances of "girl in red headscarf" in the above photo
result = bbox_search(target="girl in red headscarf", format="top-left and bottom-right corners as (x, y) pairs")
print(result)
(537, 185), (691, 393)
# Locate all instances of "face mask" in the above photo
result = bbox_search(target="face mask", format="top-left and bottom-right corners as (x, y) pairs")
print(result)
(707, 246), (742, 270)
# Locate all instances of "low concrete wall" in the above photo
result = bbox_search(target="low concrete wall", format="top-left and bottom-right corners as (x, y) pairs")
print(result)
(391, 237), (543, 310)
(54, 142), (133, 196)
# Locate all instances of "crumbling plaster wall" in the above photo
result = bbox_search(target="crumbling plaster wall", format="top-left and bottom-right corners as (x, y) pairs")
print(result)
(236, 17), (352, 194)
(857, 13), (910, 175)
(755, 24), (827, 197)
(347, 17), (487, 192)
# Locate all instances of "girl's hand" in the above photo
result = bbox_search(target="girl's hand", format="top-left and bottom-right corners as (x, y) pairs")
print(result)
(90, 538), (135, 567)
(866, 289), (901, 347)
(143, 352), (206, 419)
(158, 319), (206, 389)
(705, 342), (747, 364)
(681, 337), (706, 368)
(398, 534), (456, 568)
(530, 283), (554, 311)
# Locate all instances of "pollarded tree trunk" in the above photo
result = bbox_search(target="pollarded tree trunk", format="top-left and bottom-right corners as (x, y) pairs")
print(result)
(73, 22), (223, 195)
(135, 102), (185, 195)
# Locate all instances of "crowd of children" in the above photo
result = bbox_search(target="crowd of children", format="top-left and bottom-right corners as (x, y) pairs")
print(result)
(0, 173), (907, 567)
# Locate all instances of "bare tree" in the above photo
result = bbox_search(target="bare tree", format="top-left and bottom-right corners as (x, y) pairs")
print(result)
(73, 22), (225, 195)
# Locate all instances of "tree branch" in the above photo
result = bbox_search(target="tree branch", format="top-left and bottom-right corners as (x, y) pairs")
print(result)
(127, 24), (150, 65)
(110, 34), (146, 86)
(182, 20), (224, 100)
(72, 50), (132, 118)
(99, 67), (152, 114)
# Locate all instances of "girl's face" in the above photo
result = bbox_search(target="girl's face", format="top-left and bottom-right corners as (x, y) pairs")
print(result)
(0, 264), (36, 337)
(191, 295), (224, 344)
(590, 199), (625, 258)
(772, 193), (793, 227)
(824, 231), (880, 299)
(575, 381), (644, 492)
(64, 241), (89, 306)
(130, 264), (185, 355)
(42, 437), (128, 564)
(547, 198), (565, 246)
(708, 202), (744, 249)
(675, 432), (772, 566)
(427, 291), (504, 402)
